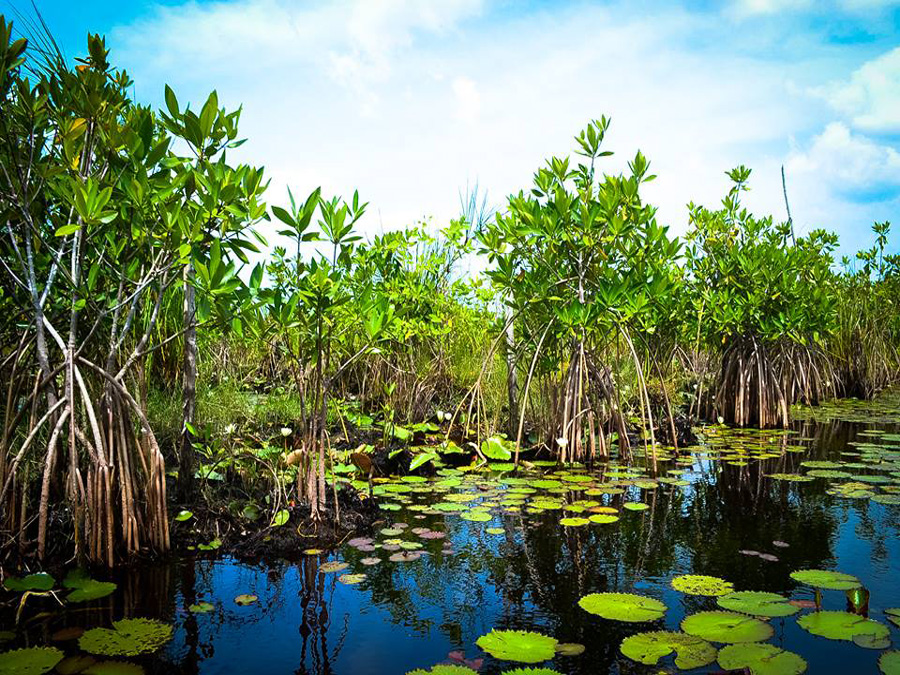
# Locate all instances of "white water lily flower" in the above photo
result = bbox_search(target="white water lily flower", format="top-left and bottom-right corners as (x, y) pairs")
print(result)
(280, 427), (292, 437)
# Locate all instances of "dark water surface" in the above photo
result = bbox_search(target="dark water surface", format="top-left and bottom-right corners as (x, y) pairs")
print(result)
(6, 404), (900, 674)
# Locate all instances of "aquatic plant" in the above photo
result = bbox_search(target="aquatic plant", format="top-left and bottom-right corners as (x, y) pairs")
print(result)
(619, 631), (717, 669)
(796, 611), (890, 642)
(577, 593), (667, 622)
(680, 611), (774, 643)
(475, 630), (558, 663)
(670, 574), (734, 596)
(717, 643), (807, 675)
(0, 647), (63, 675)
(2, 573), (54, 592)
(789, 569), (861, 590)
(716, 591), (799, 618)
(78, 619), (173, 657)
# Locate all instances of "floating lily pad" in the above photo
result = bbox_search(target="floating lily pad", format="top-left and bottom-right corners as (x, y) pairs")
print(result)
(233, 594), (258, 606)
(475, 630), (557, 663)
(797, 610), (890, 642)
(789, 569), (861, 590)
(623, 503), (650, 512)
(83, 662), (145, 675)
(578, 593), (667, 622)
(559, 517), (590, 527)
(461, 511), (492, 522)
(3, 573), (55, 592)
(716, 592), (799, 618)
(619, 631), (717, 669)
(554, 643), (584, 656)
(78, 619), (173, 657)
(499, 669), (563, 675)
(588, 514), (619, 524)
(338, 574), (366, 585)
(886, 608), (900, 628)
(717, 643), (807, 675)
(406, 666), (477, 675)
(0, 647), (64, 675)
(188, 601), (214, 613)
(681, 611), (773, 643)
(319, 562), (348, 573)
(64, 571), (117, 604)
(671, 574), (734, 596)
(880, 651), (900, 675)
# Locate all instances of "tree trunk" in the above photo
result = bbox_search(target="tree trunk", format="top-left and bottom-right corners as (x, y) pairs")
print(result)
(505, 310), (518, 439)
(178, 263), (197, 502)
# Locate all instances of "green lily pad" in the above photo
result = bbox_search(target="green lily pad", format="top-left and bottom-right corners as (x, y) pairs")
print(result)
(588, 514), (619, 524)
(338, 574), (366, 585)
(0, 647), (64, 675)
(797, 610), (890, 642)
(789, 569), (861, 590)
(559, 517), (590, 527)
(619, 631), (717, 669)
(717, 643), (807, 675)
(578, 593), (667, 622)
(3, 573), (55, 592)
(461, 511), (492, 522)
(623, 502), (650, 511)
(475, 629), (557, 663)
(83, 662), (145, 675)
(716, 591), (800, 618)
(188, 601), (214, 613)
(406, 666), (477, 675)
(500, 669), (563, 675)
(319, 562), (348, 573)
(78, 619), (172, 657)
(880, 651), (900, 675)
(234, 594), (258, 605)
(63, 571), (117, 604)
(671, 574), (734, 596)
(681, 611), (774, 643)
(886, 608), (900, 628)
(554, 643), (584, 656)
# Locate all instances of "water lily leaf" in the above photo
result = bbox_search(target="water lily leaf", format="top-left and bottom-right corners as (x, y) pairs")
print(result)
(717, 643), (807, 675)
(716, 591), (799, 618)
(461, 511), (492, 522)
(797, 610), (890, 642)
(3, 573), (55, 592)
(318, 562), (348, 573)
(67, 580), (117, 604)
(233, 594), (258, 606)
(83, 662), (145, 675)
(854, 633), (892, 649)
(623, 502), (649, 511)
(270, 509), (290, 527)
(681, 611), (773, 643)
(55, 655), (95, 675)
(174, 510), (193, 522)
(587, 514), (619, 524)
(578, 593), (667, 622)
(78, 619), (172, 657)
(188, 601), (214, 613)
(789, 569), (861, 590)
(500, 669), (563, 675)
(619, 631), (717, 669)
(480, 437), (513, 460)
(406, 666), (478, 675)
(475, 630), (557, 663)
(338, 574), (366, 585)
(671, 574), (734, 596)
(554, 643), (584, 656)
(0, 647), (64, 675)
(880, 651), (900, 675)
(559, 517), (590, 527)
(886, 608), (900, 628)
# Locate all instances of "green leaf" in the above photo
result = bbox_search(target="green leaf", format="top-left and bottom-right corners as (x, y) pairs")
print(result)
(55, 224), (81, 237)
(578, 593), (667, 622)
(475, 630), (557, 664)
(270, 509), (290, 527)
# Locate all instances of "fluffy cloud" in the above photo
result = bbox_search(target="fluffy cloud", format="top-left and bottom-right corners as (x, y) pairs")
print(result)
(817, 47), (900, 134)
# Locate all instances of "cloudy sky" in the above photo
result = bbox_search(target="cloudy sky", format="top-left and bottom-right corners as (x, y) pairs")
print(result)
(17, 0), (900, 258)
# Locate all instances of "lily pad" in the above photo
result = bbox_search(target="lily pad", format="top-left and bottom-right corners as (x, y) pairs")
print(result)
(500, 670), (562, 675)
(619, 631), (717, 669)
(406, 666), (478, 675)
(319, 562), (348, 573)
(623, 502), (650, 511)
(559, 517), (590, 527)
(188, 601), (214, 613)
(0, 647), (64, 675)
(78, 619), (173, 657)
(681, 611), (773, 643)
(671, 574), (734, 596)
(578, 593), (667, 622)
(233, 594), (258, 606)
(475, 630), (557, 664)
(797, 610), (890, 642)
(716, 591), (799, 618)
(880, 651), (900, 675)
(338, 574), (366, 585)
(717, 643), (807, 675)
(554, 643), (584, 656)
(3, 573), (55, 592)
(83, 663), (145, 675)
(587, 514), (619, 524)
(886, 608), (900, 629)
(64, 573), (117, 604)
(789, 569), (861, 590)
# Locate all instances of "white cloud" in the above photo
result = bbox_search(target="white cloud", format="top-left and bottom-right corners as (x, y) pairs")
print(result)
(787, 122), (900, 200)
(817, 47), (900, 134)
(106, 0), (898, 255)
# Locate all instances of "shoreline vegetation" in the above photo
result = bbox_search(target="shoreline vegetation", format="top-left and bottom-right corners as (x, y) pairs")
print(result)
(1, 20), (899, 571)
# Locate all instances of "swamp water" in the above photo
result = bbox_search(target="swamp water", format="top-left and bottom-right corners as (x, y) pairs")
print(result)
(4, 396), (900, 675)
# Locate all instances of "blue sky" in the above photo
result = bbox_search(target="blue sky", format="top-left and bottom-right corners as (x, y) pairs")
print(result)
(11, 0), (900, 258)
